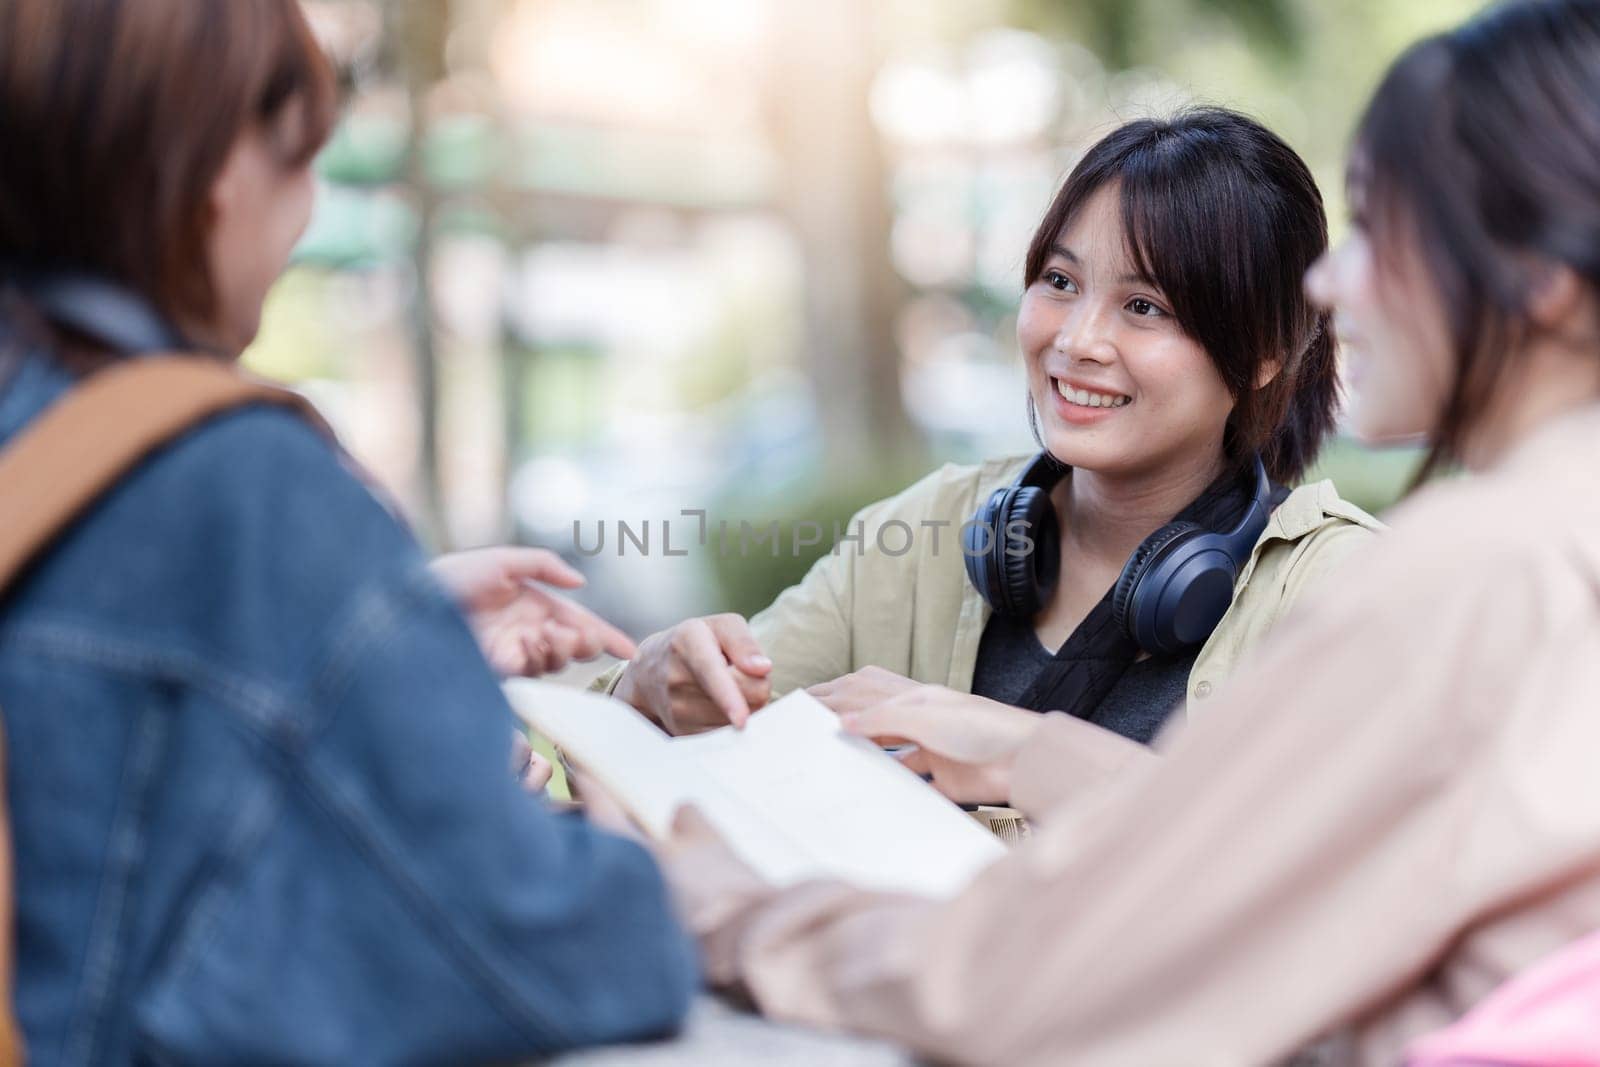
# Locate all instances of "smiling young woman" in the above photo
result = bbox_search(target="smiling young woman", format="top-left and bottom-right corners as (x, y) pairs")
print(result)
(602, 109), (1379, 809)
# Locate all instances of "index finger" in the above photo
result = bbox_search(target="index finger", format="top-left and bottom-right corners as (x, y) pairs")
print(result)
(703, 614), (772, 677)
(543, 591), (638, 660)
(678, 622), (754, 728)
(806, 679), (836, 700)
(500, 546), (586, 589)
(840, 703), (942, 750)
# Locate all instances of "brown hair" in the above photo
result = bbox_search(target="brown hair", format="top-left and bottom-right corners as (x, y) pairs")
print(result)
(1352, 0), (1600, 485)
(1025, 108), (1339, 484)
(0, 0), (336, 333)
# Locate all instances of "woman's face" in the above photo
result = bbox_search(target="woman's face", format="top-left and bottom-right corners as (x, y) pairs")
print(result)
(1017, 183), (1235, 479)
(1303, 214), (1454, 445)
(199, 111), (317, 356)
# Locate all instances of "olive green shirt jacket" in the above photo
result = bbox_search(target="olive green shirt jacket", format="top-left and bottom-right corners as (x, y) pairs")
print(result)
(599, 455), (1382, 730)
(753, 455), (1376, 710)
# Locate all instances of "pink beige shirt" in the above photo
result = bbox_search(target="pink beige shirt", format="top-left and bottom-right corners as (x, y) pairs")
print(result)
(666, 403), (1600, 1066)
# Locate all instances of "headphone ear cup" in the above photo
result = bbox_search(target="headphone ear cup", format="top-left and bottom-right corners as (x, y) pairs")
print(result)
(963, 452), (1067, 617)
(963, 486), (1012, 610)
(1111, 521), (1198, 643)
(995, 485), (1059, 617)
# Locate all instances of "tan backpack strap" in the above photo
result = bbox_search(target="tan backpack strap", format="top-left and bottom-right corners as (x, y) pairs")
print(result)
(0, 719), (17, 1067)
(0, 358), (329, 1062)
(0, 355), (332, 594)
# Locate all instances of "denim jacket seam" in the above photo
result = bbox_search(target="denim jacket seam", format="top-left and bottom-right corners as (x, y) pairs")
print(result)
(142, 760), (285, 991)
(62, 704), (173, 1067)
(300, 561), (441, 742)
(0, 620), (297, 739)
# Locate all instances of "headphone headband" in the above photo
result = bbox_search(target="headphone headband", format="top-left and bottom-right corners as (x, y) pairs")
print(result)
(1217, 454), (1272, 562)
(1015, 450), (1067, 493)
(1112, 453), (1273, 654)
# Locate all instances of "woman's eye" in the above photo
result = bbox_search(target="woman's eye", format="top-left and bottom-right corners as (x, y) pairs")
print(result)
(1043, 270), (1077, 293)
(1127, 297), (1164, 317)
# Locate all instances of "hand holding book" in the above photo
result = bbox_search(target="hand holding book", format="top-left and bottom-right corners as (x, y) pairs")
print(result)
(837, 685), (1040, 808)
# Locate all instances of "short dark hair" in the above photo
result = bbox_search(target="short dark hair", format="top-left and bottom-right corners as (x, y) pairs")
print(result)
(1352, 0), (1600, 485)
(1024, 108), (1338, 484)
(0, 0), (336, 331)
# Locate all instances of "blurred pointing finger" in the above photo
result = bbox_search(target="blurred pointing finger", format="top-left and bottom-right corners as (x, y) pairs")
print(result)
(501, 547), (585, 588)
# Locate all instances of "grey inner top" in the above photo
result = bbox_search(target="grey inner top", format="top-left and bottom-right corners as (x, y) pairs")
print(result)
(970, 610), (1198, 745)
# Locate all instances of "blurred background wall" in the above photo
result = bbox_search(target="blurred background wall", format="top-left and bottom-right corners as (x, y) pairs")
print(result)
(255, 0), (1481, 638)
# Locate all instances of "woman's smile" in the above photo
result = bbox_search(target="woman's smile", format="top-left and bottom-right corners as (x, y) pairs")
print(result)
(1049, 376), (1133, 425)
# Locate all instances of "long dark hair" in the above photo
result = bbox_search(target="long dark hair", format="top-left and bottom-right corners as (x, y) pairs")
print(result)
(1025, 108), (1339, 484)
(1352, 0), (1600, 484)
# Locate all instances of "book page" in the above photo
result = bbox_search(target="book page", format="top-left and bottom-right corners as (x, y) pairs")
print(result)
(506, 681), (1006, 897)
(503, 679), (688, 836)
(674, 692), (1006, 897)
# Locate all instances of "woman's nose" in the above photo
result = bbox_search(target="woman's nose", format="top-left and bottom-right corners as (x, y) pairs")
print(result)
(1053, 307), (1117, 363)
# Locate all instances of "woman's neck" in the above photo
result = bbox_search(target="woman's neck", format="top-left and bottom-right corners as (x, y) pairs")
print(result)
(1055, 445), (1230, 567)
(1464, 332), (1600, 470)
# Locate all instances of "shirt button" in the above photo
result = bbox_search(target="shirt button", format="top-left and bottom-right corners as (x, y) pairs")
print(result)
(1194, 680), (1213, 699)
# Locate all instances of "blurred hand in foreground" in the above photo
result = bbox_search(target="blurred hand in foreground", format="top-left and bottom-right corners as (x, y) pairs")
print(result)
(509, 730), (554, 794)
(430, 546), (636, 677)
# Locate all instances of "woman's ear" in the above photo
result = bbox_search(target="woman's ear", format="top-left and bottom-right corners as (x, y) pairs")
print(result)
(1526, 262), (1589, 333)
(1254, 356), (1284, 390)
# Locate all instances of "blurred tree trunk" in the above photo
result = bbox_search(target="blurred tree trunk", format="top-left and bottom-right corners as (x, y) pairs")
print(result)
(391, 0), (448, 547)
(769, 0), (923, 481)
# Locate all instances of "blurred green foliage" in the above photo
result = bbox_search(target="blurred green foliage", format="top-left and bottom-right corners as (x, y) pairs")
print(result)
(706, 459), (938, 618)
(1014, 0), (1300, 71)
(517, 346), (608, 448)
(1302, 438), (1423, 517)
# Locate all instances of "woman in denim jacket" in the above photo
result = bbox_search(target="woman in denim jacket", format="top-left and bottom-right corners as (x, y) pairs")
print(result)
(0, 1), (696, 1063)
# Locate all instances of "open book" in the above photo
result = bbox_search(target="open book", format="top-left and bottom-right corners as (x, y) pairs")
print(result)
(505, 680), (1007, 899)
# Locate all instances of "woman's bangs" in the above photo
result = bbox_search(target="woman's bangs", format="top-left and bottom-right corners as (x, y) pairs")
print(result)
(257, 1), (338, 166)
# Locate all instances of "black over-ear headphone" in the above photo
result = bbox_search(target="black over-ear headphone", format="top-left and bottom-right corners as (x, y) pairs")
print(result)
(964, 452), (1273, 656)
(962, 452), (1064, 620)
(3, 268), (188, 355)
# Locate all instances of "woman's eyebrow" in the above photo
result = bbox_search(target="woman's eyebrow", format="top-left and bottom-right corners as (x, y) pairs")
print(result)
(1050, 243), (1156, 288)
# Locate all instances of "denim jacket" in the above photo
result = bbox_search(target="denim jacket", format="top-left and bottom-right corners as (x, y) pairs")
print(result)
(0, 348), (697, 1065)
